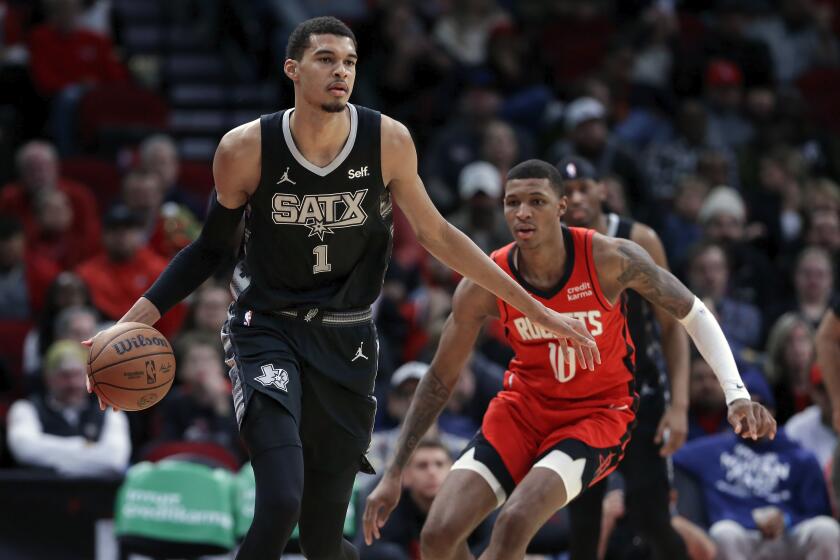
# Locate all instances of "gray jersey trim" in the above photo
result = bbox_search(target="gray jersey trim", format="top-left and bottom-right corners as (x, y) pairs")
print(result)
(281, 104), (358, 177)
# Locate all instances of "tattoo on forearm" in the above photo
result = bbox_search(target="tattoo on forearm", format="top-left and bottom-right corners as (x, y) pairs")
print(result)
(391, 369), (452, 471)
(616, 243), (693, 318)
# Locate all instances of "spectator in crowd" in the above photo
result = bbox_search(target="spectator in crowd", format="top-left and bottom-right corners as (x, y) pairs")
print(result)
(695, 149), (736, 189)
(28, 0), (128, 154)
(804, 210), (840, 281)
(746, 146), (805, 258)
(421, 82), (502, 213)
(368, 362), (468, 474)
(549, 96), (649, 220)
(152, 331), (243, 464)
(675, 372), (840, 560)
(661, 175), (709, 266)
(28, 188), (96, 269)
(785, 365), (836, 472)
(644, 99), (719, 203)
(178, 280), (232, 337)
(28, 0), (127, 97)
(769, 246), (834, 331)
(480, 120), (520, 181)
(746, 0), (839, 84)
(139, 134), (205, 219)
(598, 485), (717, 560)
(6, 340), (130, 476)
(0, 141), (101, 258)
(688, 355), (729, 441)
(432, 0), (509, 67)
(685, 241), (763, 351)
(673, 0), (775, 93)
(23, 304), (100, 393)
(765, 312), (818, 424)
(121, 168), (199, 259)
(449, 161), (509, 254)
(359, 439), (491, 560)
(21, 271), (93, 377)
(703, 59), (753, 151)
(75, 205), (184, 337)
(698, 186), (776, 309)
(0, 214), (59, 320)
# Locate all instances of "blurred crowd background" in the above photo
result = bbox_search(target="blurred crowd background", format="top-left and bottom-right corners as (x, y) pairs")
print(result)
(1, 0), (840, 558)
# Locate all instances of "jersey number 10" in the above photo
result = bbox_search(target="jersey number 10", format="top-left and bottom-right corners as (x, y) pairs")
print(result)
(548, 342), (577, 383)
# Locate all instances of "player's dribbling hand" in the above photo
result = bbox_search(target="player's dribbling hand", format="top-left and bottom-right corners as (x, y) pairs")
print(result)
(727, 399), (776, 441)
(362, 471), (402, 545)
(81, 333), (121, 413)
(533, 309), (601, 371)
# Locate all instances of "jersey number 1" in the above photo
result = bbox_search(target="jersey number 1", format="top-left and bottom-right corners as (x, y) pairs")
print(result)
(313, 245), (331, 274)
(548, 342), (577, 383)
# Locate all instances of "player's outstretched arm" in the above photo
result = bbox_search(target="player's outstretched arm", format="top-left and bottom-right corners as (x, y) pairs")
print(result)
(362, 278), (496, 545)
(84, 122), (260, 410)
(816, 307), (840, 432)
(381, 116), (599, 369)
(600, 236), (777, 440)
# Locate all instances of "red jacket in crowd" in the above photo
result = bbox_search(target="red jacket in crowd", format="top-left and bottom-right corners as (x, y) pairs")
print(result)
(29, 23), (128, 95)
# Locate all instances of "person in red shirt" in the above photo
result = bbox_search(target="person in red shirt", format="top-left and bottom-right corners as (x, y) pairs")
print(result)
(364, 159), (776, 559)
(75, 205), (183, 338)
(28, 0), (127, 96)
(0, 141), (101, 265)
(0, 215), (59, 320)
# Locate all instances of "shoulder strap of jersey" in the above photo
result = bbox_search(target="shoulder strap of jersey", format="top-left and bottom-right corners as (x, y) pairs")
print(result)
(260, 110), (285, 177)
(578, 227), (613, 311)
(490, 242), (516, 274)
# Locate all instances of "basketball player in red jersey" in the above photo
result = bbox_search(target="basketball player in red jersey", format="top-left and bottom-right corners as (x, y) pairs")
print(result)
(363, 159), (776, 560)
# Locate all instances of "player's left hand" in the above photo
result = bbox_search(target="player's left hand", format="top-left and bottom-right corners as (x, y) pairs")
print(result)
(655, 404), (688, 456)
(727, 399), (776, 440)
(533, 308), (601, 371)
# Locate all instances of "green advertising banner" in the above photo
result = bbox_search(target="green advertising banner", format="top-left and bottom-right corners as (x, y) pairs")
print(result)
(115, 460), (236, 550)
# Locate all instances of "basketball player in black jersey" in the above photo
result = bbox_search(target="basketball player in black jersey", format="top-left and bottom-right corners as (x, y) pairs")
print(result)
(84, 17), (599, 560)
(559, 156), (690, 559)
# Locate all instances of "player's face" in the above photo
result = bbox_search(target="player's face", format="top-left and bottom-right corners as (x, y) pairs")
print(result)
(285, 34), (357, 113)
(563, 178), (605, 227)
(503, 178), (567, 249)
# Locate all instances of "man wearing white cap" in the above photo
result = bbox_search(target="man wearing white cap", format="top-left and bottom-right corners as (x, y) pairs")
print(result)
(451, 161), (511, 254)
(548, 97), (649, 222)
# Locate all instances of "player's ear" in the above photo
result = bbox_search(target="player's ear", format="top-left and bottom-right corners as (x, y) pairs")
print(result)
(283, 59), (299, 82)
(557, 194), (568, 218)
(595, 179), (607, 202)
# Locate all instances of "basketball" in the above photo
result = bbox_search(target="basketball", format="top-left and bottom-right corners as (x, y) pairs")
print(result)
(87, 322), (176, 411)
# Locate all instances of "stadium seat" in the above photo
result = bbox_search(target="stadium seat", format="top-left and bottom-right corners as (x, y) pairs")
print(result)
(60, 157), (122, 208)
(115, 460), (236, 559)
(78, 83), (170, 154)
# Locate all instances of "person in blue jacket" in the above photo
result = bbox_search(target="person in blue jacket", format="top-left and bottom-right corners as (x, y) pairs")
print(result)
(674, 370), (840, 559)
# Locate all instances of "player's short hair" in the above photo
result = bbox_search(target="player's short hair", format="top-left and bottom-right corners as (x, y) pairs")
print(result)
(506, 159), (565, 196)
(286, 16), (357, 61)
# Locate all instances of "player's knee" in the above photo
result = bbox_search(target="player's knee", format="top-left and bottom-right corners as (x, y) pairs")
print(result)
(421, 516), (462, 557)
(709, 520), (748, 548)
(803, 516), (840, 551)
(258, 475), (302, 527)
(492, 501), (532, 548)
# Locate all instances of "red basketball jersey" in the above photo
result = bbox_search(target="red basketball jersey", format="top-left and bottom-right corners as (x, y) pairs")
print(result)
(491, 226), (635, 404)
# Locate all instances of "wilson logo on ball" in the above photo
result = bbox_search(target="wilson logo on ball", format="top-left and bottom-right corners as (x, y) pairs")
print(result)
(112, 334), (170, 355)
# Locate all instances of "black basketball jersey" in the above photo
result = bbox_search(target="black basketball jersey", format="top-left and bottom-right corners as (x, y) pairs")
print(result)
(231, 104), (393, 312)
(607, 213), (667, 392)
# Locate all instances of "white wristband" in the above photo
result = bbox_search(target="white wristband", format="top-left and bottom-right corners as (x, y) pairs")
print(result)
(679, 297), (751, 405)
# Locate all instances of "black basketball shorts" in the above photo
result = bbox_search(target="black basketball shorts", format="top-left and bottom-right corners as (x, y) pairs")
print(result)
(221, 304), (379, 473)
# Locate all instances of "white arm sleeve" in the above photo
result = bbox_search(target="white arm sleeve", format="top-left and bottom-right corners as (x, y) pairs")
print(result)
(678, 297), (751, 405)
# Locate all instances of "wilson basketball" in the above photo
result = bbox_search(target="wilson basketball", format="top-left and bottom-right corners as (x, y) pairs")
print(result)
(87, 322), (176, 411)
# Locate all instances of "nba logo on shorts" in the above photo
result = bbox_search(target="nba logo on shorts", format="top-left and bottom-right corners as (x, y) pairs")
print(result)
(256, 364), (289, 392)
(244, 310), (253, 326)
